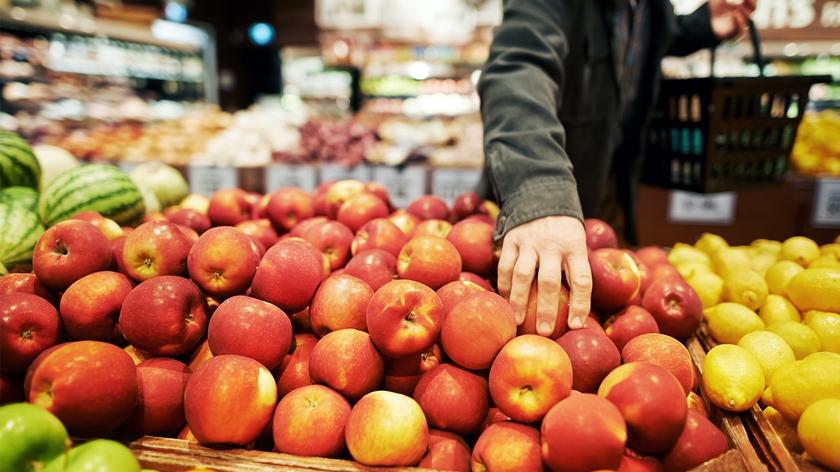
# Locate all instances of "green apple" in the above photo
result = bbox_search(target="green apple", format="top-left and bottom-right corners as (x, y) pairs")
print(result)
(44, 439), (141, 472)
(0, 402), (69, 472)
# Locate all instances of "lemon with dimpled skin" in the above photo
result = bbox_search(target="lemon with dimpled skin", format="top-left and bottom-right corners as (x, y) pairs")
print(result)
(804, 310), (840, 353)
(759, 294), (801, 325)
(767, 321), (822, 359)
(668, 243), (712, 268)
(702, 344), (764, 412)
(779, 236), (820, 267)
(704, 303), (765, 345)
(695, 233), (728, 256)
(722, 270), (768, 311)
(765, 261), (804, 296)
(763, 355), (840, 422)
(787, 267), (840, 313)
(686, 270), (724, 308)
(798, 399), (840, 470)
(737, 330), (796, 384)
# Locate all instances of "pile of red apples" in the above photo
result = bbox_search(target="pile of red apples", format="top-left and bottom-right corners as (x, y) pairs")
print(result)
(0, 179), (726, 472)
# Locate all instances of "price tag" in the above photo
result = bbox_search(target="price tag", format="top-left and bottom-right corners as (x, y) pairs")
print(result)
(320, 163), (371, 183)
(371, 165), (427, 208)
(667, 190), (737, 225)
(266, 164), (318, 193)
(812, 178), (840, 227)
(431, 168), (482, 204)
(188, 165), (238, 196)
(118, 162), (140, 174)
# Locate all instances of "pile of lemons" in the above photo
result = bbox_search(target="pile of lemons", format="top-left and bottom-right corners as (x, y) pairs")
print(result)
(669, 234), (840, 470)
(792, 109), (840, 175)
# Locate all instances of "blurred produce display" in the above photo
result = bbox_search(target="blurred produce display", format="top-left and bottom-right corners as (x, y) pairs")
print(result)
(792, 110), (840, 175)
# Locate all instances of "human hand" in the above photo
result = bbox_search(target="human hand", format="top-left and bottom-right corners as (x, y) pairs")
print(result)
(709, 0), (757, 40)
(497, 216), (591, 336)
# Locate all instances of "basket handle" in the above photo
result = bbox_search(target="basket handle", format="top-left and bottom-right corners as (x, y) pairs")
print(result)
(710, 18), (765, 77)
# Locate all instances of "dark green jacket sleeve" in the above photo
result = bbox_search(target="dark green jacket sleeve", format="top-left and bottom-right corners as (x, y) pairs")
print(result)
(667, 3), (721, 57)
(478, 0), (583, 242)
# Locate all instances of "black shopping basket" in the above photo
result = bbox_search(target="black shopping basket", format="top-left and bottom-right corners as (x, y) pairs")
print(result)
(642, 21), (832, 193)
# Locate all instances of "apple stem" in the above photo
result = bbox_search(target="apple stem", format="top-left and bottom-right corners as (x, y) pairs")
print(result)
(54, 239), (68, 255)
(20, 327), (33, 339)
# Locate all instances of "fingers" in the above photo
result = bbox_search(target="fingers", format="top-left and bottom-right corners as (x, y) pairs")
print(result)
(733, 12), (749, 35)
(497, 240), (518, 299)
(535, 245), (563, 336)
(742, 0), (756, 13)
(565, 249), (592, 329)
(509, 247), (537, 325)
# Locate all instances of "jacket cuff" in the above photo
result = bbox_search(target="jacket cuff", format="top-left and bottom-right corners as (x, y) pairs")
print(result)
(494, 176), (583, 242)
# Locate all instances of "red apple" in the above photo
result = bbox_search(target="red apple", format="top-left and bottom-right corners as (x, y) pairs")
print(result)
(252, 193), (271, 219)
(251, 240), (325, 313)
(481, 407), (511, 432)
(419, 429), (471, 472)
(623, 250), (654, 295)
(386, 344), (442, 377)
(325, 180), (366, 219)
(389, 210), (420, 235)
(0, 273), (54, 302)
(59, 271), (132, 341)
(604, 305), (660, 351)
(618, 453), (665, 472)
(556, 328), (621, 393)
(0, 371), (24, 404)
(598, 362), (688, 454)
(187, 227), (261, 298)
(236, 218), (279, 248)
(440, 292), (516, 370)
(265, 188), (315, 232)
(518, 282), (570, 339)
(662, 410), (728, 472)
(300, 220), (354, 271)
(290, 216), (329, 237)
(472, 422), (542, 472)
(176, 224), (200, 245)
(0, 293), (61, 372)
(71, 211), (125, 241)
(272, 384), (351, 457)
(397, 236), (462, 290)
(32, 220), (113, 291)
(621, 333), (695, 396)
(636, 246), (669, 268)
(641, 278), (703, 340)
(412, 219), (453, 238)
(122, 220), (192, 282)
(351, 218), (407, 257)
(167, 208), (211, 234)
(489, 335), (573, 422)
(459, 272), (494, 291)
(310, 274), (373, 336)
(207, 188), (252, 227)
(345, 390), (429, 466)
(366, 280), (444, 358)
(274, 333), (318, 397)
(585, 218), (619, 250)
(541, 393), (627, 472)
(122, 358), (191, 435)
(590, 248), (642, 312)
(650, 263), (683, 283)
(184, 354), (277, 446)
(26, 340), (137, 434)
(446, 219), (495, 276)
(413, 364), (489, 435)
(309, 329), (384, 401)
(344, 249), (397, 291)
(452, 191), (482, 221)
(436, 280), (486, 316)
(119, 276), (208, 356)
(365, 182), (392, 208)
(407, 196), (450, 221)
(208, 296), (292, 370)
(337, 192), (390, 233)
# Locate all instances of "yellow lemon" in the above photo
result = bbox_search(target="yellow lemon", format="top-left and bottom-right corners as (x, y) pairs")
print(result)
(704, 303), (765, 344)
(668, 243), (712, 268)
(765, 260), (804, 295)
(750, 251), (778, 276)
(686, 270), (724, 308)
(737, 330), (796, 384)
(767, 321), (822, 359)
(722, 270), (768, 311)
(798, 399), (840, 470)
(805, 310), (840, 353)
(763, 355), (840, 421)
(779, 236), (820, 267)
(702, 344), (765, 412)
(786, 267), (840, 313)
(764, 406), (803, 453)
(712, 247), (752, 275)
(820, 243), (840, 258)
(752, 239), (782, 255)
(805, 351), (840, 362)
(695, 233), (729, 255)
(759, 294), (802, 324)
(676, 261), (712, 279)
(809, 254), (840, 268)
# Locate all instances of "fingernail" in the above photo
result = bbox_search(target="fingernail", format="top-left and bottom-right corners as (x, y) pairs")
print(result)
(569, 317), (584, 329)
(538, 322), (552, 336)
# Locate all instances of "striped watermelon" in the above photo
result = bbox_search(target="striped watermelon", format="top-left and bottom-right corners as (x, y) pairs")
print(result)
(0, 131), (41, 190)
(0, 186), (39, 212)
(38, 164), (145, 227)
(0, 201), (45, 269)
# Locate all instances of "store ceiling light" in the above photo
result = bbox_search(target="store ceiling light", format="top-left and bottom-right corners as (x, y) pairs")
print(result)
(249, 23), (275, 46)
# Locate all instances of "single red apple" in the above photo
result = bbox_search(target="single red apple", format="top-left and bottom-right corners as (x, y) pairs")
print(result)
(344, 249), (397, 291)
(389, 210), (420, 236)
(325, 180), (366, 219)
(32, 220), (113, 291)
(407, 196), (450, 221)
(413, 364), (489, 435)
(366, 280), (444, 358)
(308, 329), (384, 401)
(274, 333), (318, 397)
(167, 208), (211, 235)
(345, 390), (429, 466)
(621, 333), (695, 396)
(397, 236), (462, 290)
(662, 410), (728, 472)
(419, 429), (471, 472)
(0, 273), (54, 303)
(122, 358), (191, 435)
(447, 219), (495, 276)
(272, 384), (351, 458)
(452, 192), (482, 221)
(471, 422), (542, 472)
(208, 295), (292, 370)
(300, 220), (354, 271)
(289, 216), (329, 238)
(604, 305), (660, 351)
(585, 218), (619, 250)
(207, 188), (252, 227)
(436, 280), (486, 316)
(590, 248), (642, 312)
(556, 328), (621, 393)
(187, 226), (261, 298)
(0, 293), (61, 372)
(310, 274), (373, 336)
(337, 192), (390, 233)
(236, 218), (279, 249)
(59, 271), (132, 341)
(251, 240), (325, 314)
(636, 247), (669, 269)
(265, 188), (315, 232)
(641, 278), (703, 340)
(70, 211), (124, 241)
(440, 292), (516, 370)
(122, 220), (192, 282)
(351, 218), (407, 257)
(412, 219), (453, 239)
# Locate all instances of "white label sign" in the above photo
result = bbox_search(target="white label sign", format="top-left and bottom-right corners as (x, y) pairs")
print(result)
(188, 165), (238, 196)
(812, 178), (840, 227)
(667, 190), (737, 225)
(431, 168), (482, 204)
(320, 163), (371, 183)
(266, 164), (318, 193)
(371, 165), (427, 208)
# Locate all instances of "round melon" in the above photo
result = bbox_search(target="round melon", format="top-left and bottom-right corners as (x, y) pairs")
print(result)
(0, 186), (39, 212)
(33, 144), (80, 190)
(129, 162), (189, 209)
(0, 201), (45, 270)
(0, 131), (41, 189)
(39, 164), (145, 227)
